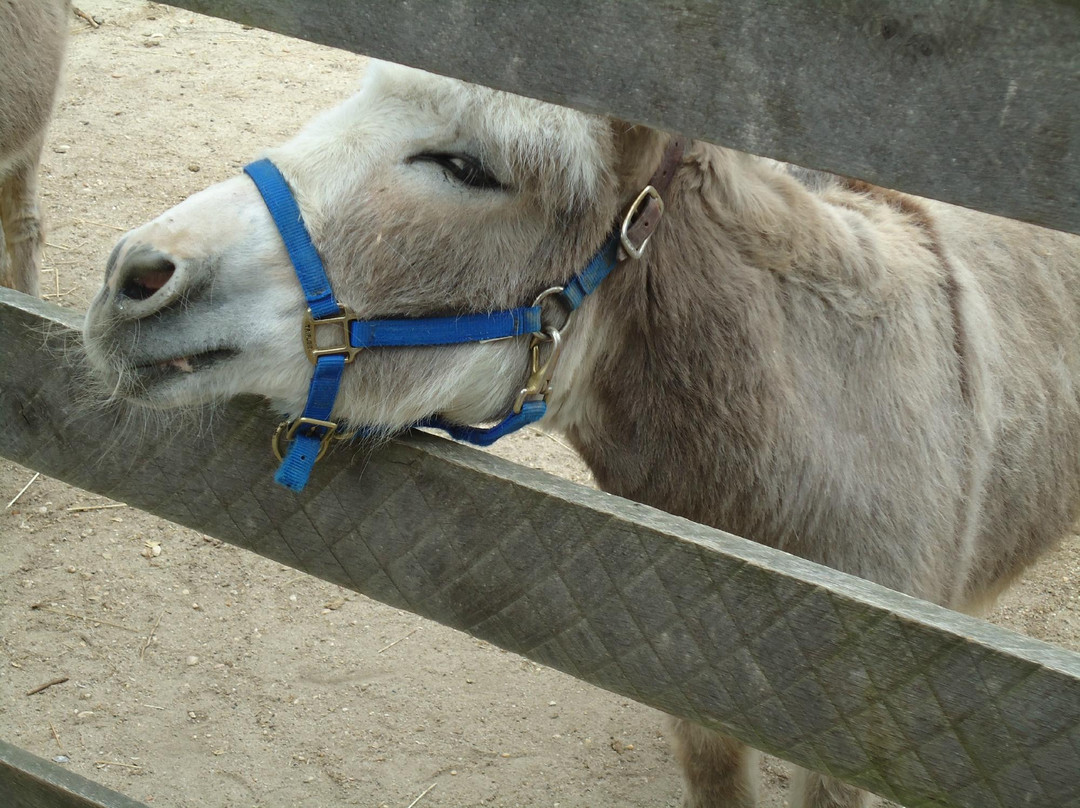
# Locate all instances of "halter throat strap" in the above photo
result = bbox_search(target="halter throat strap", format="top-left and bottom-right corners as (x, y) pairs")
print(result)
(245, 134), (685, 492)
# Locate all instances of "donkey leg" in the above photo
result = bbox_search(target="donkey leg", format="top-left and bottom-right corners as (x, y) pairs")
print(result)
(0, 146), (45, 297)
(669, 717), (759, 807)
(790, 767), (871, 808)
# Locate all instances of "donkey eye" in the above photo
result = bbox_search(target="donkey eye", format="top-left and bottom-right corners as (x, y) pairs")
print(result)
(410, 152), (506, 191)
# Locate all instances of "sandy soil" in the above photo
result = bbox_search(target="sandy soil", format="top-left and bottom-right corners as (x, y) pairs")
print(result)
(1, 3), (1077, 807)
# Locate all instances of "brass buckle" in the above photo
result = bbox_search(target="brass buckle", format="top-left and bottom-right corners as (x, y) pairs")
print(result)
(620, 185), (663, 260)
(513, 327), (563, 413)
(272, 417), (340, 462)
(302, 307), (361, 365)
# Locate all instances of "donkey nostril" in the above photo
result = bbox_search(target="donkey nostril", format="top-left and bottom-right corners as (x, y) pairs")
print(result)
(122, 266), (173, 300)
(117, 249), (177, 301)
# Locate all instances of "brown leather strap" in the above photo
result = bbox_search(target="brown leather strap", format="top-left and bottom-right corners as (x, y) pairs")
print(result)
(649, 135), (687, 198)
(620, 135), (687, 259)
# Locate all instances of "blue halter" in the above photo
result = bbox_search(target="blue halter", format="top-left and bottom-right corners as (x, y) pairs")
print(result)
(244, 158), (623, 491)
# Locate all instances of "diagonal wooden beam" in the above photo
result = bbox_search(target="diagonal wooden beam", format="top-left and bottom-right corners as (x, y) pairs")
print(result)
(1, 288), (1079, 807)
(163, 0), (1080, 236)
(0, 739), (150, 808)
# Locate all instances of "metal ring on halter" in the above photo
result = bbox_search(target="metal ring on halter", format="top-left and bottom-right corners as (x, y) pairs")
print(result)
(301, 306), (361, 365)
(272, 417), (340, 462)
(531, 286), (574, 338)
(272, 418), (361, 461)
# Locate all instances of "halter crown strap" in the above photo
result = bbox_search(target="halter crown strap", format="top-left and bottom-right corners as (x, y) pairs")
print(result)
(244, 134), (685, 492)
(244, 160), (340, 319)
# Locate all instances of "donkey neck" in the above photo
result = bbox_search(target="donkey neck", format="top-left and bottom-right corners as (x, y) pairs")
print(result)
(545, 145), (800, 527)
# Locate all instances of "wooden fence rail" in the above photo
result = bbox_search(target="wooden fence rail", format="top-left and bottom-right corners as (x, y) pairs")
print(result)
(0, 740), (150, 808)
(167, 0), (1080, 236)
(3, 2), (1080, 805)
(3, 288), (1080, 808)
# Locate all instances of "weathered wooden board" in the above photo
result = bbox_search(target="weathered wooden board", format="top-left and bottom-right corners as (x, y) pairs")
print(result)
(3, 293), (1080, 807)
(162, 0), (1080, 236)
(0, 739), (150, 808)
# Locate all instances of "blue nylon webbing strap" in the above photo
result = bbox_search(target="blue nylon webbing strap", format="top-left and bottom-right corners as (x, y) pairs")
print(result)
(561, 233), (620, 310)
(245, 157), (349, 491)
(274, 354), (346, 491)
(419, 401), (548, 447)
(352, 307), (542, 348)
(244, 157), (628, 492)
(244, 159), (340, 319)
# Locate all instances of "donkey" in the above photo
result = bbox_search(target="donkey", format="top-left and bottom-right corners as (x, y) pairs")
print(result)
(0, 0), (69, 297)
(83, 60), (1080, 808)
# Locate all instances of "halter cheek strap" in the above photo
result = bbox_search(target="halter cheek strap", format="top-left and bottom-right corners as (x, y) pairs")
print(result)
(244, 135), (684, 492)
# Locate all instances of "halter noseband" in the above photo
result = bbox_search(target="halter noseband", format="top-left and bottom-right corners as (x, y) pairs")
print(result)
(244, 136), (685, 491)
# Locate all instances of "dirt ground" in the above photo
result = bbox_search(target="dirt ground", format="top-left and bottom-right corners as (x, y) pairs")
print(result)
(1, 3), (1077, 807)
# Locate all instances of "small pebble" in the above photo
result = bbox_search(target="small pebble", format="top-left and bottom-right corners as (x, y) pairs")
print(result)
(53, 145), (70, 154)
(188, 164), (201, 172)
(53, 755), (70, 764)
(66, 566), (77, 574)
(186, 655), (199, 666)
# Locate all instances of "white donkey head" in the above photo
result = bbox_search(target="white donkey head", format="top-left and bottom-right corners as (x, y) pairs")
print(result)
(84, 62), (663, 446)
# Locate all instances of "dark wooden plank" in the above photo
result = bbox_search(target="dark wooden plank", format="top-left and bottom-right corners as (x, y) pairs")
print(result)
(162, 0), (1080, 236)
(0, 739), (150, 808)
(2, 288), (1080, 807)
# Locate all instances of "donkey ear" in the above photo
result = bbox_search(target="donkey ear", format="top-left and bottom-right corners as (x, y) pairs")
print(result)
(609, 120), (668, 200)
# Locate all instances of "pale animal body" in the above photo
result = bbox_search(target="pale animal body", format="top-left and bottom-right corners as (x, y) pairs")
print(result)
(0, 0), (69, 296)
(83, 61), (1080, 808)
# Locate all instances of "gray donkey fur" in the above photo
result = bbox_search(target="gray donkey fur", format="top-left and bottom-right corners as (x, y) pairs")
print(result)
(558, 128), (1080, 806)
(0, 0), (69, 296)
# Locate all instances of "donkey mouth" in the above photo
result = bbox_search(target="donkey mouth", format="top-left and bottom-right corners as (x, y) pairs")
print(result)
(131, 348), (238, 382)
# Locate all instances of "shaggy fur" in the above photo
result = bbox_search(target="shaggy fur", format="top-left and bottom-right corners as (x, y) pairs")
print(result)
(83, 62), (1080, 808)
(0, 0), (69, 297)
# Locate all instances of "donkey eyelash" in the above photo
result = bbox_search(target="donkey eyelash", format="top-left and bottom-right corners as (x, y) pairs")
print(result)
(408, 152), (507, 191)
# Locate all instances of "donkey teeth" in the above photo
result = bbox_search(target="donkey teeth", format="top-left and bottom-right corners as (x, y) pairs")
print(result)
(157, 357), (194, 373)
